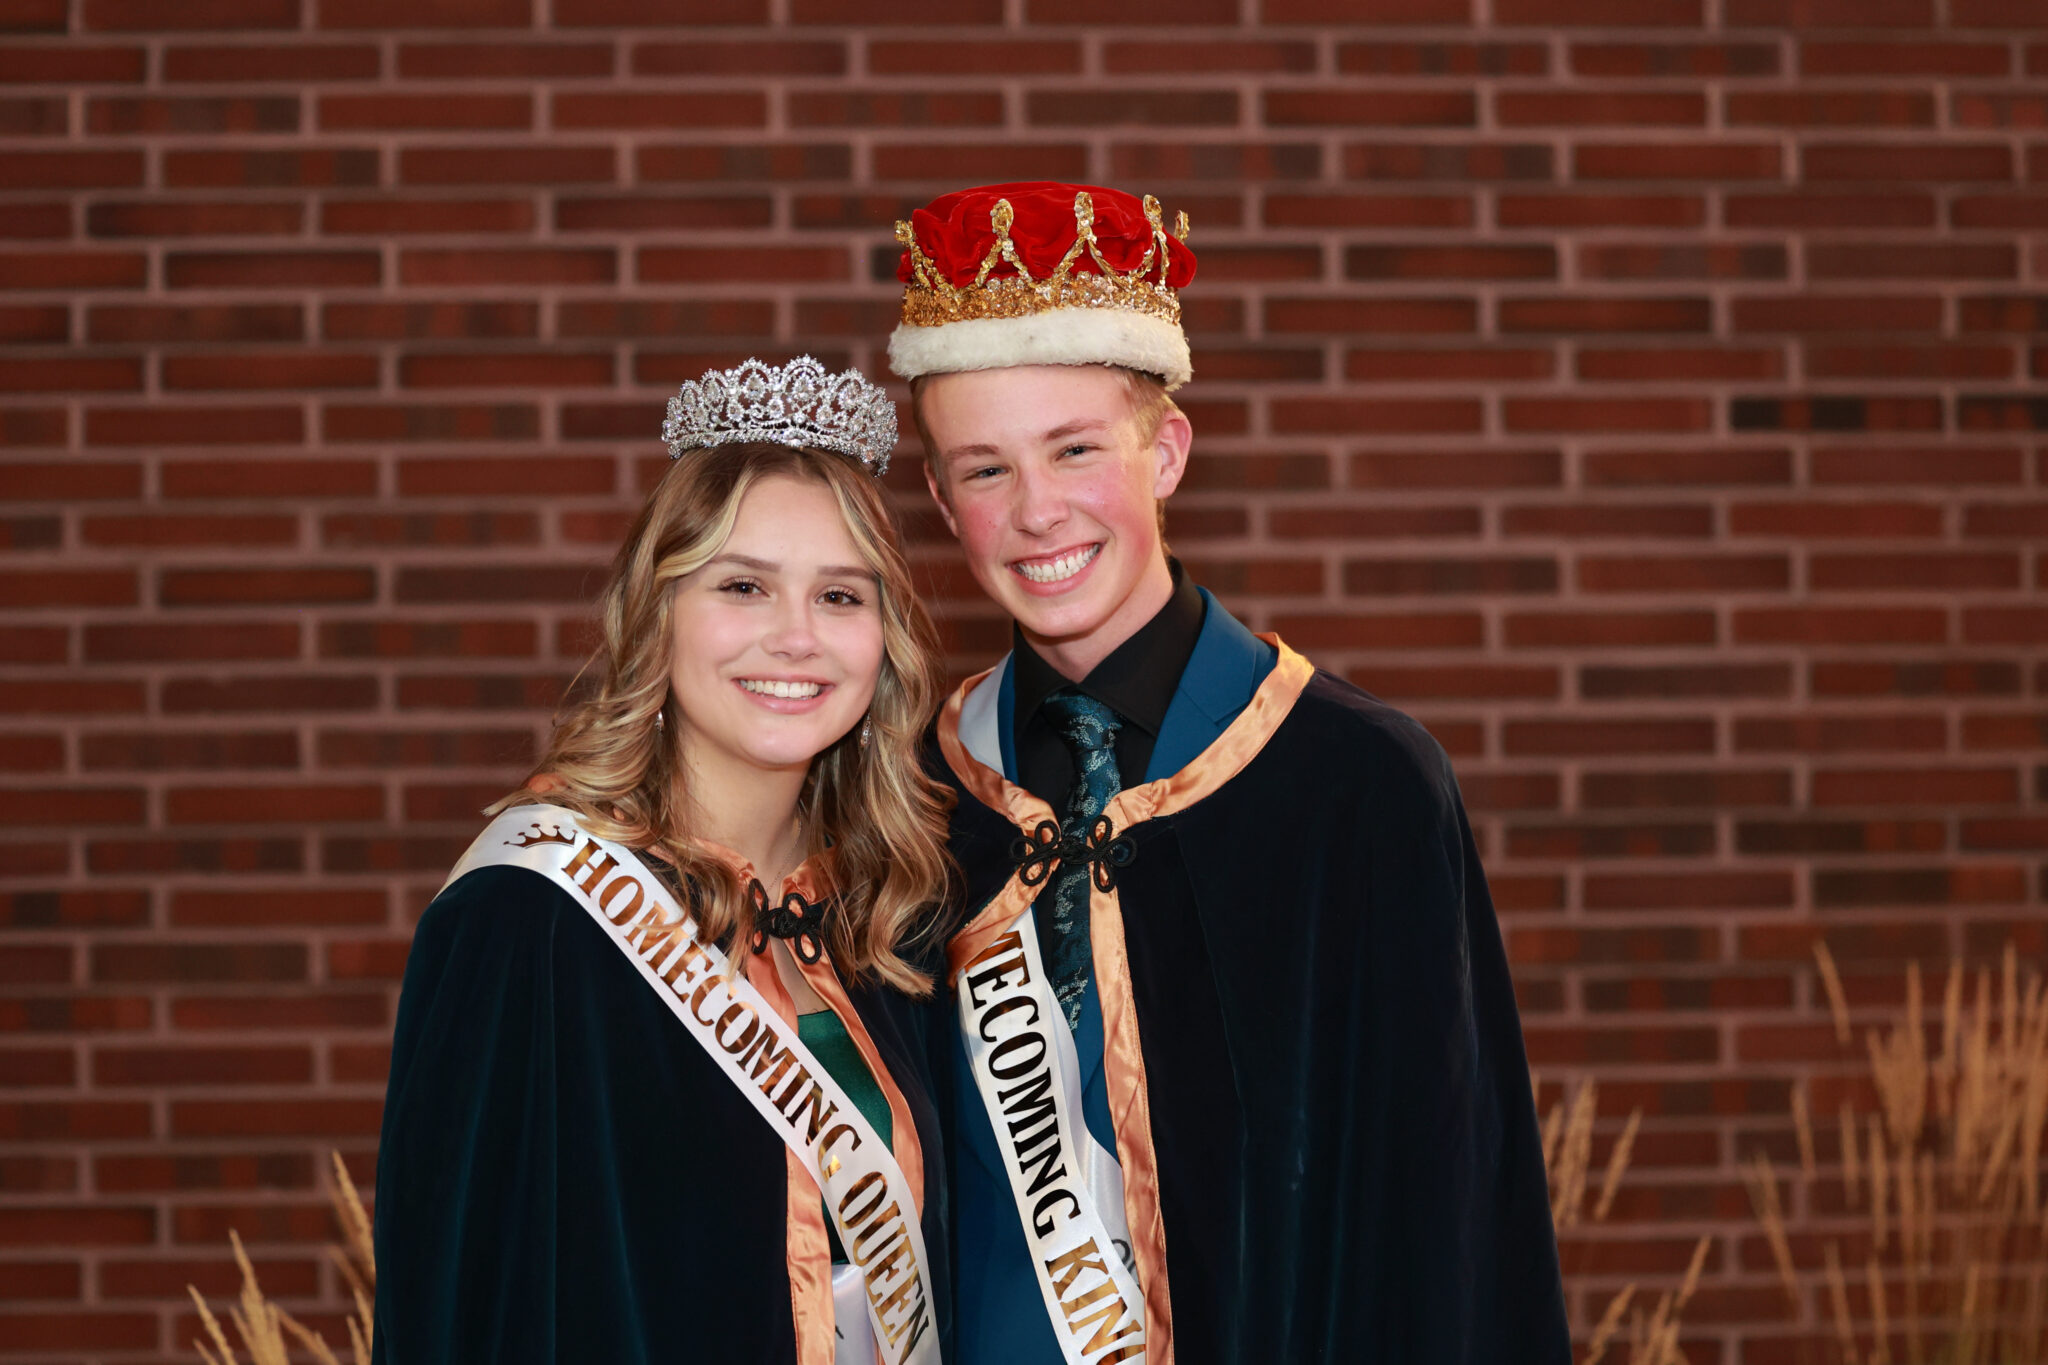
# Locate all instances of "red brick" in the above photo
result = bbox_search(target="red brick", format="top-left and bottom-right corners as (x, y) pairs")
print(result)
(0, 150), (140, 192)
(1029, 89), (1237, 127)
(322, 197), (537, 236)
(315, 0), (532, 25)
(555, 90), (767, 129)
(165, 147), (380, 187)
(1726, 90), (1935, 128)
(1265, 193), (1473, 229)
(400, 247), (614, 286)
(1267, 296), (1477, 334)
(323, 300), (538, 341)
(1345, 243), (1554, 280)
(166, 250), (381, 290)
(1117, 39), (1318, 72)
(164, 42), (380, 81)
(88, 93), (298, 134)
(638, 246), (847, 285)
(1800, 41), (2008, 78)
(0, 357), (141, 392)
(1500, 296), (1710, 333)
(1735, 608), (1949, 645)
(640, 141), (854, 182)
(1575, 142), (1782, 180)
(85, 620), (299, 663)
(90, 405), (304, 447)
(1346, 348), (1554, 382)
(1500, 90), (1704, 126)
(319, 92), (532, 131)
(1804, 142), (2011, 182)
(1573, 40), (1778, 77)
(1265, 89), (1475, 127)
(1725, 192), (1935, 228)
(1506, 396), (1712, 433)
(872, 141), (1086, 182)
(1264, 0), (1469, 19)
(554, 0), (766, 21)
(637, 39), (846, 76)
(0, 45), (145, 81)
(162, 353), (378, 391)
(794, 0), (995, 17)
(1731, 295), (1943, 334)
(86, 199), (303, 238)
(399, 352), (611, 388)
(84, 0), (297, 29)
(1808, 242), (2015, 281)
(1577, 346), (1783, 382)
(400, 144), (614, 185)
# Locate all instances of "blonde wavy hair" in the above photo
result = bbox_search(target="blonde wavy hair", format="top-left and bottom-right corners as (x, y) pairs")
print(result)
(492, 442), (953, 995)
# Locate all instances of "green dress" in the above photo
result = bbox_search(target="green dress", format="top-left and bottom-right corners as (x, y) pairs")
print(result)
(797, 1008), (892, 1263)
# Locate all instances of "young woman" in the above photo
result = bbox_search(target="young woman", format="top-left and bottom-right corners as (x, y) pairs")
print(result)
(371, 358), (953, 1365)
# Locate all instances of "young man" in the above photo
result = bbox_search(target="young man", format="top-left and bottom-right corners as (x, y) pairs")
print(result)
(891, 182), (1569, 1365)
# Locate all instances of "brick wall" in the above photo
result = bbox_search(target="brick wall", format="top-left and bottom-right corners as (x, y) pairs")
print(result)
(4, 0), (2046, 1359)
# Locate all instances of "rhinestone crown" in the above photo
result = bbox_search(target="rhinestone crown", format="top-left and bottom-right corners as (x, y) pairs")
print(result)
(661, 356), (897, 476)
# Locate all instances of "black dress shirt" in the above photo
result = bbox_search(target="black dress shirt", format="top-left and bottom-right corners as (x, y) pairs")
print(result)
(1011, 559), (1205, 807)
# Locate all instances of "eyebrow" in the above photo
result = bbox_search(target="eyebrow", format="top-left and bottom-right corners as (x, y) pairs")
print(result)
(942, 417), (1112, 465)
(707, 552), (877, 581)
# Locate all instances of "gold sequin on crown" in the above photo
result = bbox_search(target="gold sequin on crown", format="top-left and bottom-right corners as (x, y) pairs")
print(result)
(895, 191), (1192, 329)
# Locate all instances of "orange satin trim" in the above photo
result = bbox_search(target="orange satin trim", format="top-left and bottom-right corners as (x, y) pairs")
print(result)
(938, 637), (1317, 1365)
(748, 947), (838, 1365)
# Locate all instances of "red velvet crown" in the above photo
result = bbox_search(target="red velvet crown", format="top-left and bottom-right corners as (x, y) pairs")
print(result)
(894, 182), (1196, 292)
(888, 182), (1198, 388)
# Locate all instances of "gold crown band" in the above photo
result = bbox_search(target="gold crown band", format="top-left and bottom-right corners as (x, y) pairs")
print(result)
(895, 190), (1190, 330)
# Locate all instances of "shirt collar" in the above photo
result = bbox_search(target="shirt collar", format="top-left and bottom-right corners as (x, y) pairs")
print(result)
(1011, 558), (1205, 737)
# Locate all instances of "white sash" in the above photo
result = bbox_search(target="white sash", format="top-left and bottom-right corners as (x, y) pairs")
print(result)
(956, 906), (1147, 1365)
(445, 805), (940, 1365)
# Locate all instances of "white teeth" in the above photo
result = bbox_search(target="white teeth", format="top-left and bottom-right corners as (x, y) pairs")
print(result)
(1014, 544), (1101, 584)
(739, 679), (822, 699)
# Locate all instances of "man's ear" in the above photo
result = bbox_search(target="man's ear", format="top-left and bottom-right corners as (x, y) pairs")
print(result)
(922, 460), (961, 538)
(1150, 406), (1193, 501)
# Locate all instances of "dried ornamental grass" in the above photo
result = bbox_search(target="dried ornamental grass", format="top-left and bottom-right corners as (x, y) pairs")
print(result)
(188, 1152), (375, 1365)
(1537, 1074), (1708, 1365)
(1746, 940), (2048, 1365)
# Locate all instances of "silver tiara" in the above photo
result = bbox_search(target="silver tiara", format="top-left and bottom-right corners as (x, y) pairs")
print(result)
(661, 355), (897, 476)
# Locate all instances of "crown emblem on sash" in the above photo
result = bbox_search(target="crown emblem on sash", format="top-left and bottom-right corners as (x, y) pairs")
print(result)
(661, 355), (898, 476)
(506, 821), (576, 849)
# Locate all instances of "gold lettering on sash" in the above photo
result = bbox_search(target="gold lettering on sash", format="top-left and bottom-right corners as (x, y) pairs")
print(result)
(779, 1075), (837, 1145)
(838, 1170), (887, 1226)
(737, 1022), (800, 1093)
(713, 1000), (758, 1053)
(1045, 1239), (1106, 1297)
(688, 975), (724, 1027)
(1042, 1239), (1142, 1363)
(817, 1120), (863, 1161)
(562, 838), (621, 895)
(594, 870), (643, 923)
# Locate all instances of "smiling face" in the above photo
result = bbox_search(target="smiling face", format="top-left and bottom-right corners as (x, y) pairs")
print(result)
(920, 364), (1191, 680)
(667, 473), (884, 784)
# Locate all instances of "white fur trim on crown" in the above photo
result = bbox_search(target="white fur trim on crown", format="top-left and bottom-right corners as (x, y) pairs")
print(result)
(888, 307), (1192, 389)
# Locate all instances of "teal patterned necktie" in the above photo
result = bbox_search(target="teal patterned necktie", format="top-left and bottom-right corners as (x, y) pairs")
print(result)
(1035, 688), (1124, 1031)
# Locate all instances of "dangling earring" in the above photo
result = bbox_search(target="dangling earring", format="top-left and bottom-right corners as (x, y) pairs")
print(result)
(858, 714), (872, 749)
(654, 706), (665, 732)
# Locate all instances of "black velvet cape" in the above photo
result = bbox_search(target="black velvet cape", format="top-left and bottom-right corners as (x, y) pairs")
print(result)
(371, 863), (952, 1365)
(935, 670), (1570, 1365)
